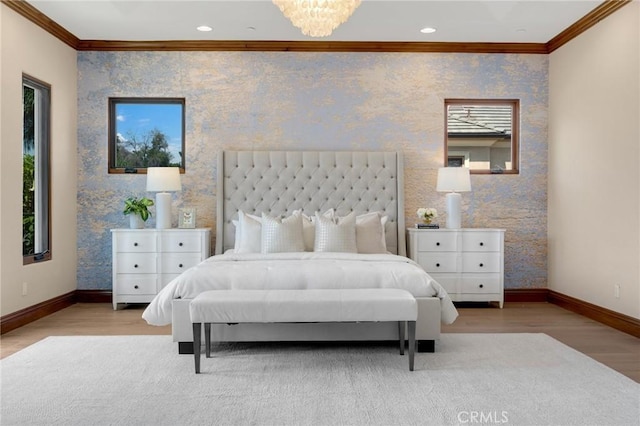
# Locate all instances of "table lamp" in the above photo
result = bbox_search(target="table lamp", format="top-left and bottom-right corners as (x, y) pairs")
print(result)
(436, 167), (471, 229)
(146, 167), (181, 229)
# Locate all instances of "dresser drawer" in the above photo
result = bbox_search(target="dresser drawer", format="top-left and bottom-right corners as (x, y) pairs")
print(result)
(111, 228), (211, 310)
(407, 227), (504, 308)
(462, 253), (501, 273)
(416, 232), (458, 252)
(115, 275), (157, 295)
(462, 232), (501, 252)
(160, 253), (202, 274)
(416, 252), (458, 273)
(160, 233), (202, 253)
(114, 232), (157, 253)
(115, 253), (157, 274)
(460, 274), (501, 294)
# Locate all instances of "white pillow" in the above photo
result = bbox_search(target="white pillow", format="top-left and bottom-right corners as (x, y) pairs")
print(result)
(296, 209), (335, 251)
(313, 211), (357, 253)
(381, 215), (389, 249)
(301, 213), (314, 251)
(355, 211), (387, 254)
(235, 211), (262, 254)
(232, 220), (240, 250)
(261, 212), (305, 253)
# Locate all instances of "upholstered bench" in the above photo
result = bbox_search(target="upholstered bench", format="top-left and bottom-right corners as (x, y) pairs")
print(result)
(190, 288), (418, 373)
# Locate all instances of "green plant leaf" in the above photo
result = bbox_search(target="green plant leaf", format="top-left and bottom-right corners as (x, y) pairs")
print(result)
(123, 196), (152, 220)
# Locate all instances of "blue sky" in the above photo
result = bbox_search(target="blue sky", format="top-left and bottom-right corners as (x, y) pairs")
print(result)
(115, 102), (183, 163)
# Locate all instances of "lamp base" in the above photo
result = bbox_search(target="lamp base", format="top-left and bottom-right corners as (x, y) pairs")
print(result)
(155, 192), (172, 229)
(445, 192), (462, 229)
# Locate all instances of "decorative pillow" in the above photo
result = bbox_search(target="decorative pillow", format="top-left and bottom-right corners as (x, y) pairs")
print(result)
(313, 211), (357, 253)
(261, 212), (305, 253)
(301, 213), (314, 251)
(355, 211), (387, 254)
(296, 209), (335, 251)
(235, 211), (262, 254)
(381, 215), (389, 250)
(232, 220), (240, 250)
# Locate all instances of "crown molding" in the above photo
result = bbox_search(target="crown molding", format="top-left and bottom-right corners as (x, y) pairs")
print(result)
(1, 0), (633, 54)
(546, 0), (632, 53)
(76, 40), (548, 53)
(2, 0), (79, 49)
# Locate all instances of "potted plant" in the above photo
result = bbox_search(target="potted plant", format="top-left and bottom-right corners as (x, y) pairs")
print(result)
(123, 196), (154, 229)
(416, 207), (438, 224)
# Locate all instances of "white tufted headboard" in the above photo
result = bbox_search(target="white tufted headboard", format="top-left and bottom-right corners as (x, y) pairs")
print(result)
(215, 151), (406, 256)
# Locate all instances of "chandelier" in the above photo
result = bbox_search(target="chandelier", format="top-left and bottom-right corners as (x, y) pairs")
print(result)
(272, 0), (362, 38)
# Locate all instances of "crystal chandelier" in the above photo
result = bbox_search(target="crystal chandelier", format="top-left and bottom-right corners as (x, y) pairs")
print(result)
(272, 0), (362, 38)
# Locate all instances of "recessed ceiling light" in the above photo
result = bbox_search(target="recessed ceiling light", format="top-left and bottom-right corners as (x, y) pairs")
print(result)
(197, 25), (212, 32)
(420, 27), (437, 34)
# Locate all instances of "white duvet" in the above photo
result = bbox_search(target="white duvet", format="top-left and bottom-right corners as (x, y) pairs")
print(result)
(142, 252), (458, 326)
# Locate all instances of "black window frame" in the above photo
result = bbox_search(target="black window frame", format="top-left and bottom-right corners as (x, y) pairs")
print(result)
(445, 98), (520, 175)
(23, 74), (52, 264)
(108, 97), (186, 174)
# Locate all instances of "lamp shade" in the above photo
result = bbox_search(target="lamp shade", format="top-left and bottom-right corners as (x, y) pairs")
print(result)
(146, 167), (181, 192)
(436, 167), (471, 193)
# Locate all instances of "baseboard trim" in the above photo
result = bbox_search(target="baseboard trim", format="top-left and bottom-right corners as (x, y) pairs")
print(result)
(3, 288), (638, 339)
(0, 291), (76, 334)
(548, 290), (640, 338)
(75, 290), (112, 303)
(465, 288), (639, 338)
(504, 288), (549, 303)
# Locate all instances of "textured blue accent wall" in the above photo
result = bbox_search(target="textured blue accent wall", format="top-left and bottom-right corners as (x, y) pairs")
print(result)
(77, 51), (548, 290)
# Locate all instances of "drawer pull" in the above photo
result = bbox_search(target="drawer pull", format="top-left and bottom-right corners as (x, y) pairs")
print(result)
(436, 242), (440, 246)
(479, 263), (484, 268)
(134, 242), (138, 247)
(479, 284), (484, 289)
(179, 242), (183, 247)
(479, 242), (484, 247)
(134, 285), (139, 289)
(179, 263), (184, 268)
(134, 264), (138, 268)
(436, 263), (440, 267)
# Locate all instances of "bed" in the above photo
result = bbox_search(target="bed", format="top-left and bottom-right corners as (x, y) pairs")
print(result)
(142, 150), (458, 353)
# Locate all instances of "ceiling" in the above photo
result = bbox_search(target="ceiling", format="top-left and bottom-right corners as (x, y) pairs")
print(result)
(27, 0), (604, 43)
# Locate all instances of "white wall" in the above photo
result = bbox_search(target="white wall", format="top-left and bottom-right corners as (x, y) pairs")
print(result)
(548, 2), (640, 319)
(0, 5), (78, 316)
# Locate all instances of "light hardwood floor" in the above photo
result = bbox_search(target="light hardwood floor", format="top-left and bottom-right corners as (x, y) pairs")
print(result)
(1, 302), (638, 382)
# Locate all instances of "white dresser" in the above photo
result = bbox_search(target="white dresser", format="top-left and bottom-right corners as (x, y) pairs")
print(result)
(111, 228), (211, 310)
(407, 228), (505, 308)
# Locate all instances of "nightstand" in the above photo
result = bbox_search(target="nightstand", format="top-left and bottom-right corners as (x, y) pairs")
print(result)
(407, 228), (505, 308)
(111, 228), (211, 310)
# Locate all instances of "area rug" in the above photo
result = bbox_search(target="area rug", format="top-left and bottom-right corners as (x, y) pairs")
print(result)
(1, 333), (637, 426)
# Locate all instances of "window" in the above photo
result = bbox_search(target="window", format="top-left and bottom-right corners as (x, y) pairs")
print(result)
(23, 75), (51, 264)
(108, 98), (185, 173)
(445, 99), (519, 174)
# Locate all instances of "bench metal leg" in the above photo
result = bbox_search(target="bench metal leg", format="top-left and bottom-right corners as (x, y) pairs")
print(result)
(408, 321), (416, 371)
(398, 321), (405, 355)
(205, 323), (212, 358)
(193, 322), (201, 374)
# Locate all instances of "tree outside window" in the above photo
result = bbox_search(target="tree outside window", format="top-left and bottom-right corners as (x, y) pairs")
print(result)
(108, 98), (185, 173)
